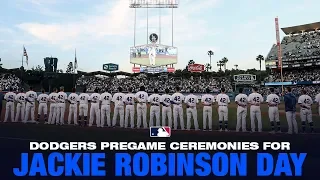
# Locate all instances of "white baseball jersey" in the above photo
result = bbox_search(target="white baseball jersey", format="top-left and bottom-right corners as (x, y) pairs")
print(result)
(171, 93), (185, 105)
(248, 93), (264, 105)
(5, 92), (16, 102)
(100, 92), (112, 105)
(216, 93), (230, 106)
(112, 92), (125, 106)
(90, 93), (101, 103)
(68, 93), (79, 104)
(37, 94), (49, 103)
(124, 93), (135, 105)
(235, 93), (248, 106)
(49, 92), (58, 103)
(25, 91), (37, 102)
(15, 93), (26, 103)
(135, 91), (148, 103)
(148, 94), (161, 105)
(315, 93), (320, 105)
(79, 93), (90, 104)
(185, 94), (198, 107)
(160, 94), (172, 106)
(298, 95), (313, 109)
(57, 92), (67, 103)
(201, 94), (215, 105)
(266, 94), (280, 106)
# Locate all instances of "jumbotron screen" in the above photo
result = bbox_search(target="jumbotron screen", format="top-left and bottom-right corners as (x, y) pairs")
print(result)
(130, 44), (178, 66)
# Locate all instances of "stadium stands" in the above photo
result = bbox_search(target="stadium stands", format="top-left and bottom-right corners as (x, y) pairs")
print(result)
(266, 30), (320, 61)
(76, 74), (233, 93)
(0, 73), (22, 91)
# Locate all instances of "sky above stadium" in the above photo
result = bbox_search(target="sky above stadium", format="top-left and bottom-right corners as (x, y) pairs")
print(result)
(0, 0), (320, 72)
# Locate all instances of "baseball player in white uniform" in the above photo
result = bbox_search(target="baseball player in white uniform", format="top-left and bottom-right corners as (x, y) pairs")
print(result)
(37, 89), (49, 123)
(112, 87), (125, 127)
(185, 89), (199, 131)
(315, 92), (320, 116)
(100, 88), (112, 127)
(78, 88), (90, 126)
(216, 88), (231, 132)
(67, 88), (79, 125)
(56, 86), (67, 125)
(89, 88), (101, 127)
(135, 86), (148, 128)
(24, 87), (37, 123)
(298, 89), (314, 133)
(123, 87), (135, 128)
(160, 88), (172, 127)
(201, 88), (215, 131)
(15, 89), (26, 122)
(234, 88), (248, 132)
(149, 46), (156, 66)
(148, 89), (161, 127)
(4, 87), (16, 122)
(171, 86), (185, 130)
(266, 88), (281, 133)
(248, 87), (264, 132)
(48, 88), (58, 124)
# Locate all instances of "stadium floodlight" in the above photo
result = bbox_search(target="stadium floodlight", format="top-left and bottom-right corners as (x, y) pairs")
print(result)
(129, 0), (179, 8)
(129, 0), (179, 47)
(207, 50), (214, 71)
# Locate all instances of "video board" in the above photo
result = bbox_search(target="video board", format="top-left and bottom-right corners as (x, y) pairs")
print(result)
(130, 44), (178, 67)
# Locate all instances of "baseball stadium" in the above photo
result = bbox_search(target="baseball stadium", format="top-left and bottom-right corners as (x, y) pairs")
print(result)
(1, 1), (320, 177)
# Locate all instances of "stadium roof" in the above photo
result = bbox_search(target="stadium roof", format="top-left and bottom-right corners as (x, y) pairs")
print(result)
(281, 22), (320, 35)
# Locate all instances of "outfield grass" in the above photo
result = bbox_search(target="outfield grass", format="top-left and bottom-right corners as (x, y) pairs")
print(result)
(2, 101), (319, 132)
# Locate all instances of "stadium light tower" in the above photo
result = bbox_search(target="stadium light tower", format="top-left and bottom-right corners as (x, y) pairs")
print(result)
(207, 50), (214, 71)
(129, 0), (179, 47)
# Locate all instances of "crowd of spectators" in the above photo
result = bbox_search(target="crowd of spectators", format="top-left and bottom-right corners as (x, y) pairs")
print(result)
(76, 74), (233, 93)
(266, 30), (320, 61)
(265, 69), (320, 82)
(0, 73), (22, 91)
(259, 86), (320, 98)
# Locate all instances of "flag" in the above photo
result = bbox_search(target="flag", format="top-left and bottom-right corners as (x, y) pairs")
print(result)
(74, 49), (78, 70)
(149, 126), (171, 137)
(23, 46), (28, 65)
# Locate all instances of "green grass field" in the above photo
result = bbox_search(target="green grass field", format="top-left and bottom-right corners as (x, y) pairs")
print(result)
(2, 101), (319, 132)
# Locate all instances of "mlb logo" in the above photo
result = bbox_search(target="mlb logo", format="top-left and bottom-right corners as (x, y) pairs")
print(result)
(150, 126), (171, 138)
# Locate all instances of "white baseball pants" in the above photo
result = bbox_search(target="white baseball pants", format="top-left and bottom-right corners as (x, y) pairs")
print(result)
(101, 104), (111, 127)
(136, 103), (147, 128)
(89, 103), (100, 127)
(68, 104), (78, 125)
(150, 106), (160, 127)
(4, 102), (14, 122)
(112, 105), (124, 127)
(186, 107), (198, 130)
(24, 102), (35, 123)
(236, 106), (247, 132)
(173, 105), (184, 130)
(15, 102), (25, 122)
(48, 104), (57, 124)
(203, 106), (212, 130)
(268, 107), (279, 122)
(162, 106), (172, 127)
(124, 105), (134, 128)
(56, 103), (66, 125)
(250, 105), (262, 132)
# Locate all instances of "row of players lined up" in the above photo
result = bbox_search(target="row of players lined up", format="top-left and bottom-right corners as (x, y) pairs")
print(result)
(2, 86), (320, 134)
